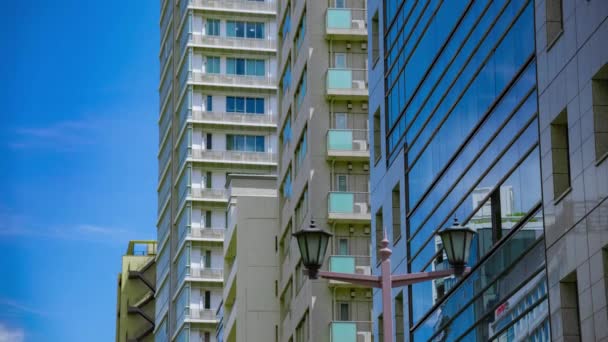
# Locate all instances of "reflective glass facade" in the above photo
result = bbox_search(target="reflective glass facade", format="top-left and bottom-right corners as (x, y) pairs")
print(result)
(369, 0), (550, 341)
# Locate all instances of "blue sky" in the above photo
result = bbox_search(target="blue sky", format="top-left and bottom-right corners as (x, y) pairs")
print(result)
(0, 0), (158, 340)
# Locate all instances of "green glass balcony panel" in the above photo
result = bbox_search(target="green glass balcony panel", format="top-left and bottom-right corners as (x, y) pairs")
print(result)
(330, 256), (356, 273)
(329, 192), (354, 213)
(331, 322), (357, 342)
(328, 130), (353, 150)
(328, 69), (353, 89)
(327, 9), (352, 29)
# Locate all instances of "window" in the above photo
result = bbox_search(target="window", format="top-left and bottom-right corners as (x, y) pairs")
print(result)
(204, 210), (211, 228)
(392, 184), (401, 243)
(226, 134), (265, 152)
(592, 64), (608, 161)
(227, 21), (265, 39)
(206, 19), (220, 36)
(395, 293), (404, 342)
(204, 291), (211, 309)
(338, 302), (350, 320)
(336, 174), (348, 192)
(295, 127), (307, 172)
(281, 114), (292, 145)
(335, 113), (348, 129)
(204, 171), (212, 188)
(372, 11), (379, 64)
(280, 5), (291, 42)
(206, 95), (213, 112)
(295, 311), (309, 342)
(334, 53), (347, 68)
(558, 272), (581, 339)
(295, 68), (307, 112)
(373, 109), (381, 163)
(294, 13), (306, 54)
(338, 238), (348, 255)
(295, 261), (305, 293)
(335, 0), (345, 8)
(281, 62), (292, 95)
(226, 58), (265, 76)
(226, 97), (265, 114)
(295, 187), (308, 229)
(206, 133), (212, 150)
(204, 250), (211, 268)
(281, 168), (292, 199)
(204, 332), (210, 342)
(375, 208), (383, 264)
(377, 314), (384, 342)
(550, 110), (571, 200)
(206, 56), (220, 74)
(545, 0), (563, 46)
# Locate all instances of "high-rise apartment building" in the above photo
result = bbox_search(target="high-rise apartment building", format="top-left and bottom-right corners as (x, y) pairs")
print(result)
(116, 240), (158, 342)
(276, 0), (372, 341)
(368, 0), (608, 341)
(156, 0), (278, 341)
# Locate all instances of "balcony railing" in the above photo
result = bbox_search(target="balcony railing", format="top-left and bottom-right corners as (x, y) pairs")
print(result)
(190, 71), (276, 89)
(330, 321), (372, 342)
(189, 267), (224, 281)
(190, 109), (277, 127)
(327, 192), (370, 220)
(189, 187), (229, 202)
(329, 255), (371, 275)
(189, 0), (276, 13)
(326, 68), (368, 97)
(326, 8), (367, 37)
(189, 227), (225, 241)
(187, 308), (217, 322)
(326, 129), (369, 158)
(190, 148), (278, 165)
(191, 34), (277, 51)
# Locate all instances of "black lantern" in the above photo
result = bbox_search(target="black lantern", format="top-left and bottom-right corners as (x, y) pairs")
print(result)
(292, 220), (333, 279)
(438, 218), (476, 275)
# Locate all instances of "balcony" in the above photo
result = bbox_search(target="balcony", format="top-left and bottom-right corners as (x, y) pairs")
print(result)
(327, 192), (371, 223)
(326, 68), (368, 99)
(224, 303), (238, 341)
(189, 0), (276, 15)
(326, 129), (369, 161)
(190, 71), (276, 90)
(190, 110), (277, 129)
(330, 321), (372, 342)
(328, 255), (371, 286)
(188, 267), (224, 283)
(186, 308), (218, 324)
(325, 8), (367, 40)
(189, 188), (229, 203)
(190, 148), (278, 166)
(188, 227), (225, 242)
(223, 262), (237, 305)
(190, 34), (276, 53)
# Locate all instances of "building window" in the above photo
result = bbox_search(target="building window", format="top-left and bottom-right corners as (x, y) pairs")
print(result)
(295, 186), (308, 229)
(226, 134), (265, 152)
(295, 260), (305, 293)
(281, 114), (292, 146)
(295, 68), (307, 112)
(204, 290), (211, 309)
(392, 184), (401, 243)
(281, 62), (292, 95)
(295, 311), (309, 342)
(206, 56), (220, 74)
(226, 96), (265, 114)
(205, 19), (220, 36)
(226, 21), (265, 39)
(592, 64), (608, 162)
(204, 332), (210, 342)
(226, 58), (265, 76)
(558, 272), (581, 339)
(375, 208), (383, 265)
(395, 292), (404, 342)
(281, 167), (292, 199)
(295, 127), (308, 173)
(206, 95), (213, 112)
(280, 4), (291, 42)
(545, 0), (563, 46)
(377, 314), (384, 342)
(337, 238), (349, 255)
(294, 12), (306, 54)
(372, 11), (379, 65)
(336, 174), (348, 192)
(550, 110), (571, 200)
(373, 109), (381, 164)
(338, 302), (350, 321)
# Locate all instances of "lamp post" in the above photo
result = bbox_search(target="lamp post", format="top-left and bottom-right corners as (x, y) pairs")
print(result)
(293, 218), (475, 342)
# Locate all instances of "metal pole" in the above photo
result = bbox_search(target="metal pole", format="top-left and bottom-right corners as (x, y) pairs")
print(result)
(379, 233), (393, 342)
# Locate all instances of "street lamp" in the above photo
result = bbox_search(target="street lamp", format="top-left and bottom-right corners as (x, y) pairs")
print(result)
(293, 218), (475, 342)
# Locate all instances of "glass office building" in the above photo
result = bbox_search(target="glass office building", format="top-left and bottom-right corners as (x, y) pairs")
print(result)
(367, 0), (550, 340)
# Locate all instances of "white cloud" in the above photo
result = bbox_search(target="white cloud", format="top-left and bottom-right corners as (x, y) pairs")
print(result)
(8, 119), (103, 151)
(0, 324), (24, 342)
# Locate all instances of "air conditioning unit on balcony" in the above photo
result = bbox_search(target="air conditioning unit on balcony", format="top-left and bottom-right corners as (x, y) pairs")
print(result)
(361, 42), (367, 50)
(352, 20), (366, 30)
(354, 202), (368, 214)
(355, 266), (371, 275)
(357, 332), (372, 342)
(361, 102), (368, 110)
(353, 80), (366, 89)
(353, 140), (367, 151)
